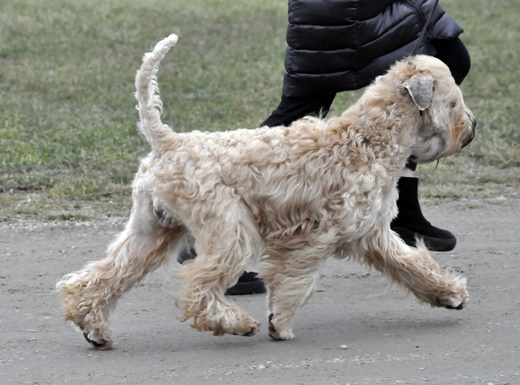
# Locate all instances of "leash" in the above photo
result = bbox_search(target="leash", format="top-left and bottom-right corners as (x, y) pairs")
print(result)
(411, 0), (440, 56)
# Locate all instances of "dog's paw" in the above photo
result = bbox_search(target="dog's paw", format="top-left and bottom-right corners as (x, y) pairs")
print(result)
(268, 313), (295, 341)
(83, 332), (113, 350)
(439, 277), (469, 310)
(205, 314), (260, 337)
(444, 289), (469, 310)
(232, 320), (261, 337)
(269, 328), (295, 341)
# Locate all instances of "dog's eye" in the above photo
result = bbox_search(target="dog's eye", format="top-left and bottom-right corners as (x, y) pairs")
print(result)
(450, 101), (457, 108)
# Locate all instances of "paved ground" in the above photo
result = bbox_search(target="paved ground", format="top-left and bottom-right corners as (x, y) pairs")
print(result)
(1, 197), (519, 385)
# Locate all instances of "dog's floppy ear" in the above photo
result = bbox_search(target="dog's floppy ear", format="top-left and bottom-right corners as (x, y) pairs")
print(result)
(403, 75), (434, 111)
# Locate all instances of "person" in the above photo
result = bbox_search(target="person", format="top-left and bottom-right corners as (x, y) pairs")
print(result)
(260, 0), (471, 252)
(181, 0), (471, 295)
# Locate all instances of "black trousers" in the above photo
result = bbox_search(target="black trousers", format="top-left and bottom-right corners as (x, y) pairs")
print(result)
(261, 38), (471, 171)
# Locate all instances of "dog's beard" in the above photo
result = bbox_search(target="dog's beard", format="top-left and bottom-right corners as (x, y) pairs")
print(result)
(411, 134), (448, 164)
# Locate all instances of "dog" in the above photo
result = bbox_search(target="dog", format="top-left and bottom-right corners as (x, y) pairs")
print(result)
(56, 34), (476, 349)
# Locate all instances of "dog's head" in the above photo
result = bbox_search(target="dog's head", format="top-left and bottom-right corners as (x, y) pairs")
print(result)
(393, 55), (476, 163)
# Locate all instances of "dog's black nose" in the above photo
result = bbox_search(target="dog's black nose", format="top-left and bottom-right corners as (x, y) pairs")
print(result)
(471, 114), (477, 131)
(462, 115), (477, 149)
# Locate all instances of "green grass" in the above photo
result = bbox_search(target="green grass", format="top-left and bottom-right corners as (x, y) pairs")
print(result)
(1, 0), (519, 220)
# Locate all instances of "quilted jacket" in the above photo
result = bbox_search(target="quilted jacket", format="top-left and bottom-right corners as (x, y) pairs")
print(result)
(283, 0), (463, 97)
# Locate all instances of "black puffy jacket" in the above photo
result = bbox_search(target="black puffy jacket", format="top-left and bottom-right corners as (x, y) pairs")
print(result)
(283, 0), (463, 97)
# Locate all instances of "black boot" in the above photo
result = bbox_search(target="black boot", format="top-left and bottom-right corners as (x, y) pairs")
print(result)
(391, 177), (456, 251)
(225, 272), (266, 296)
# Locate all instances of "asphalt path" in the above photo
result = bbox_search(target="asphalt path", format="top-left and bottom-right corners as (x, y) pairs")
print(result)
(1, 198), (519, 384)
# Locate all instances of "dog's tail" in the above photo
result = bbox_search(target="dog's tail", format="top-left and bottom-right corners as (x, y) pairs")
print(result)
(135, 34), (178, 152)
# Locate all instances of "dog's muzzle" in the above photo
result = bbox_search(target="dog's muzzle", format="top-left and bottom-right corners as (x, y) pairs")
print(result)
(461, 110), (477, 149)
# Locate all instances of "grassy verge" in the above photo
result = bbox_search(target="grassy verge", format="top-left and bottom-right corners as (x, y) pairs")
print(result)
(1, 0), (519, 221)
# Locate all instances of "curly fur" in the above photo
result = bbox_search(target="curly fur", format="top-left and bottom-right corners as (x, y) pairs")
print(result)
(57, 34), (476, 349)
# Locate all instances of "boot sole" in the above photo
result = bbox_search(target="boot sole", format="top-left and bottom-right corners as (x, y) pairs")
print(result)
(392, 226), (457, 252)
(226, 280), (266, 296)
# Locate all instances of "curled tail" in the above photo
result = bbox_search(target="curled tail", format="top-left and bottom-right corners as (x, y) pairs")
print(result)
(135, 34), (179, 152)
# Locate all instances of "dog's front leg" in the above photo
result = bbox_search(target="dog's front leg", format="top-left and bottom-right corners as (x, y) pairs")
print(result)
(263, 248), (325, 341)
(363, 232), (469, 309)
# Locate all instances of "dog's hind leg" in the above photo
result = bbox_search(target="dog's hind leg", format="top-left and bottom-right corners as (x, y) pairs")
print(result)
(362, 231), (469, 310)
(176, 202), (263, 337)
(56, 181), (186, 350)
(263, 248), (325, 341)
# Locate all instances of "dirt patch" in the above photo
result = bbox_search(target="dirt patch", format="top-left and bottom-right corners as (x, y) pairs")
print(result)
(1, 198), (519, 384)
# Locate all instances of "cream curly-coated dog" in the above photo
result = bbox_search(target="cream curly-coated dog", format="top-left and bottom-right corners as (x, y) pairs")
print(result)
(57, 34), (476, 349)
